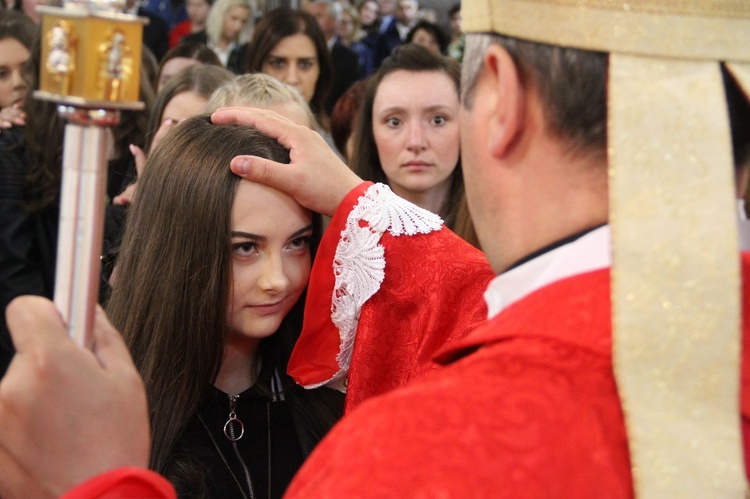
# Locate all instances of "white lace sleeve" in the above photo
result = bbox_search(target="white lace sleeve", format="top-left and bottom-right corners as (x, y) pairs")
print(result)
(314, 183), (443, 390)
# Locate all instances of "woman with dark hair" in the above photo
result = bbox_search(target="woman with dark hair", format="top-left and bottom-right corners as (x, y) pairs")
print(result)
(169, 0), (213, 48)
(406, 19), (449, 56)
(106, 114), (343, 498)
(350, 43), (477, 245)
(146, 64), (233, 154)
(155, 42), (223, 93)
(0, 10), (34, 130)
(112, 64), (233, 205)
(245, 7), (333, 127)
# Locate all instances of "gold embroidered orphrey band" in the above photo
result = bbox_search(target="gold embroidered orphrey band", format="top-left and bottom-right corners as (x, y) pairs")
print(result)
(462, 0), (750, 497)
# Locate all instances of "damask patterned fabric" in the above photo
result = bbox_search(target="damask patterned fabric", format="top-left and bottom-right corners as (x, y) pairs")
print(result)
(285, 255), (750, 497)
(287, 182), (494, 412)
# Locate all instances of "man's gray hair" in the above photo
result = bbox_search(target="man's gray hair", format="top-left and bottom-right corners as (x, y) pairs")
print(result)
(313, 0), (342, 22)
(461, 32), (608, 161)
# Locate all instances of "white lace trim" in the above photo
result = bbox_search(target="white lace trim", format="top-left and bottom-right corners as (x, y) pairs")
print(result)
(308, 183), (443, 390)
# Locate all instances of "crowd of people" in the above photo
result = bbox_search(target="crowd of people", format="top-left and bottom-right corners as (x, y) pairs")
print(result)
(0, 0), (468, 377)
(1, 0), (750, 497)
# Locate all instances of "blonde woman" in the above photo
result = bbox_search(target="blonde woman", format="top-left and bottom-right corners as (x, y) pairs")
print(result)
(207, 73), (316, 128)
(181, 0), (255, 73)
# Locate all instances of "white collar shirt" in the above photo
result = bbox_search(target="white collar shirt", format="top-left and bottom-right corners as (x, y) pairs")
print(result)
(484, 225), (612, 320)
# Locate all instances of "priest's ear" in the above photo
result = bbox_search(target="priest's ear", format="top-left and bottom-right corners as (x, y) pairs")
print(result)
(483, 44), (525, 160)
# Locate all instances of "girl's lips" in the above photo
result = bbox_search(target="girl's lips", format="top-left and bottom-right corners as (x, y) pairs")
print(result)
(249, 300), (285, 315)
(402, 161), (432, 172)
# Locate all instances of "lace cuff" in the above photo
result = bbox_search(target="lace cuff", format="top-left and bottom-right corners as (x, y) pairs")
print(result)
(321, 183), (443, 388)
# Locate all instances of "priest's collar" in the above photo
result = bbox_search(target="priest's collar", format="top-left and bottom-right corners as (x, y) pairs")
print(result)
(484, 225), (610, 319)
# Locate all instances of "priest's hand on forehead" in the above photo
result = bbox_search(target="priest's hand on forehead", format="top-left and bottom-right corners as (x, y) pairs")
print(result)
(212, 107), (362, 217)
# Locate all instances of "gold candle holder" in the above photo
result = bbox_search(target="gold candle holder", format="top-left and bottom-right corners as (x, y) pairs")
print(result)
(34, 0), (146, 347)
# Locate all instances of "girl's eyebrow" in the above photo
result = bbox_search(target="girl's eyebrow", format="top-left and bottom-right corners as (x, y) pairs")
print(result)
(231, 231), (263, 241)
(231, 224), (313, 241)
(289, 225), (314, 239)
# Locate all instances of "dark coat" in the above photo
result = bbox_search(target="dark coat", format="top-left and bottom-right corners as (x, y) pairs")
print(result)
(326, 38), (363, 115)
(138, 7), (170, 61)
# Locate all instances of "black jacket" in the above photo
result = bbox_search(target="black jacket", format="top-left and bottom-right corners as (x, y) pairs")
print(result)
(326, 38), (363, 115)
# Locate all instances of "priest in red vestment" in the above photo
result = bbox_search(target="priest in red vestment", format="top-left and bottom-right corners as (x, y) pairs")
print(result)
(1, 0), (750, 497)
(252, 0), (750, 496)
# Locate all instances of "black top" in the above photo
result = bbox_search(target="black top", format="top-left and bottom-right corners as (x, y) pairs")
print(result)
(168, 381), (305, 499)
(326, 39), (363, 116)
(138, 6), (170, 61)
(180, 31), (248, 75)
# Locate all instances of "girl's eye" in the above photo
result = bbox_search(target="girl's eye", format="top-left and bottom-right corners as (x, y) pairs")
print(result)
(268, 59), (285, 69)
(386, 117), (401, 127)
(299, 59), (314, 70)
(233, 242), (258, 256)
(289, 236), (311, 250)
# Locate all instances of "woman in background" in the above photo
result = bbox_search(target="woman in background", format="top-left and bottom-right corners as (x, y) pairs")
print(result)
(349, 44), (477, 245)
(113, 64), (233, 205)
(206, 72), (316, 128)
(0, 9), (37, 377)
(154, 42), (222, 93)
(181, 0), (254, 74)
(0, 10), (34, 130)
(169, 0), (213, 48)
(245, 8), (332, 129)
(406, 20), (449, 56)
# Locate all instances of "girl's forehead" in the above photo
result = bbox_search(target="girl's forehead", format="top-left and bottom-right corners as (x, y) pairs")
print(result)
(231, 181), (311, 230)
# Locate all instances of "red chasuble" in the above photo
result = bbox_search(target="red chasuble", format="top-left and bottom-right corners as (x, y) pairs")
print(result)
(285, 255), (750, 497)
(288, 182), (495, 412)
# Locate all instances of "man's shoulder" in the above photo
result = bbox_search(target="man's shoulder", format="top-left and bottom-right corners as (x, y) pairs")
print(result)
(287, 322), (630, 497)
(438, 268), (613, 365)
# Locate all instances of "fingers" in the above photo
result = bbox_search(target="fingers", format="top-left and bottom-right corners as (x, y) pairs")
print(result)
(211, 107), (301, 149)
(5, 297), (66, 353)
(115, 144), (145, 207)
(230, 155), (296, 191)
(113, 182), (137, 205)
(0, 300), (149, 494)
(151, 118), (176, 152)
(214, 106), (363, 216)
(0, 107), (26, 129)
(129, 144), (146, 176)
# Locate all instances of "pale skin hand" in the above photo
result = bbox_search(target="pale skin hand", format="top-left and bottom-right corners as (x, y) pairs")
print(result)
(211, 107), (363, 217)
(0, 297), (150, 497)
(113, 143), (146, 205)
(0, 105), (26, 130)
